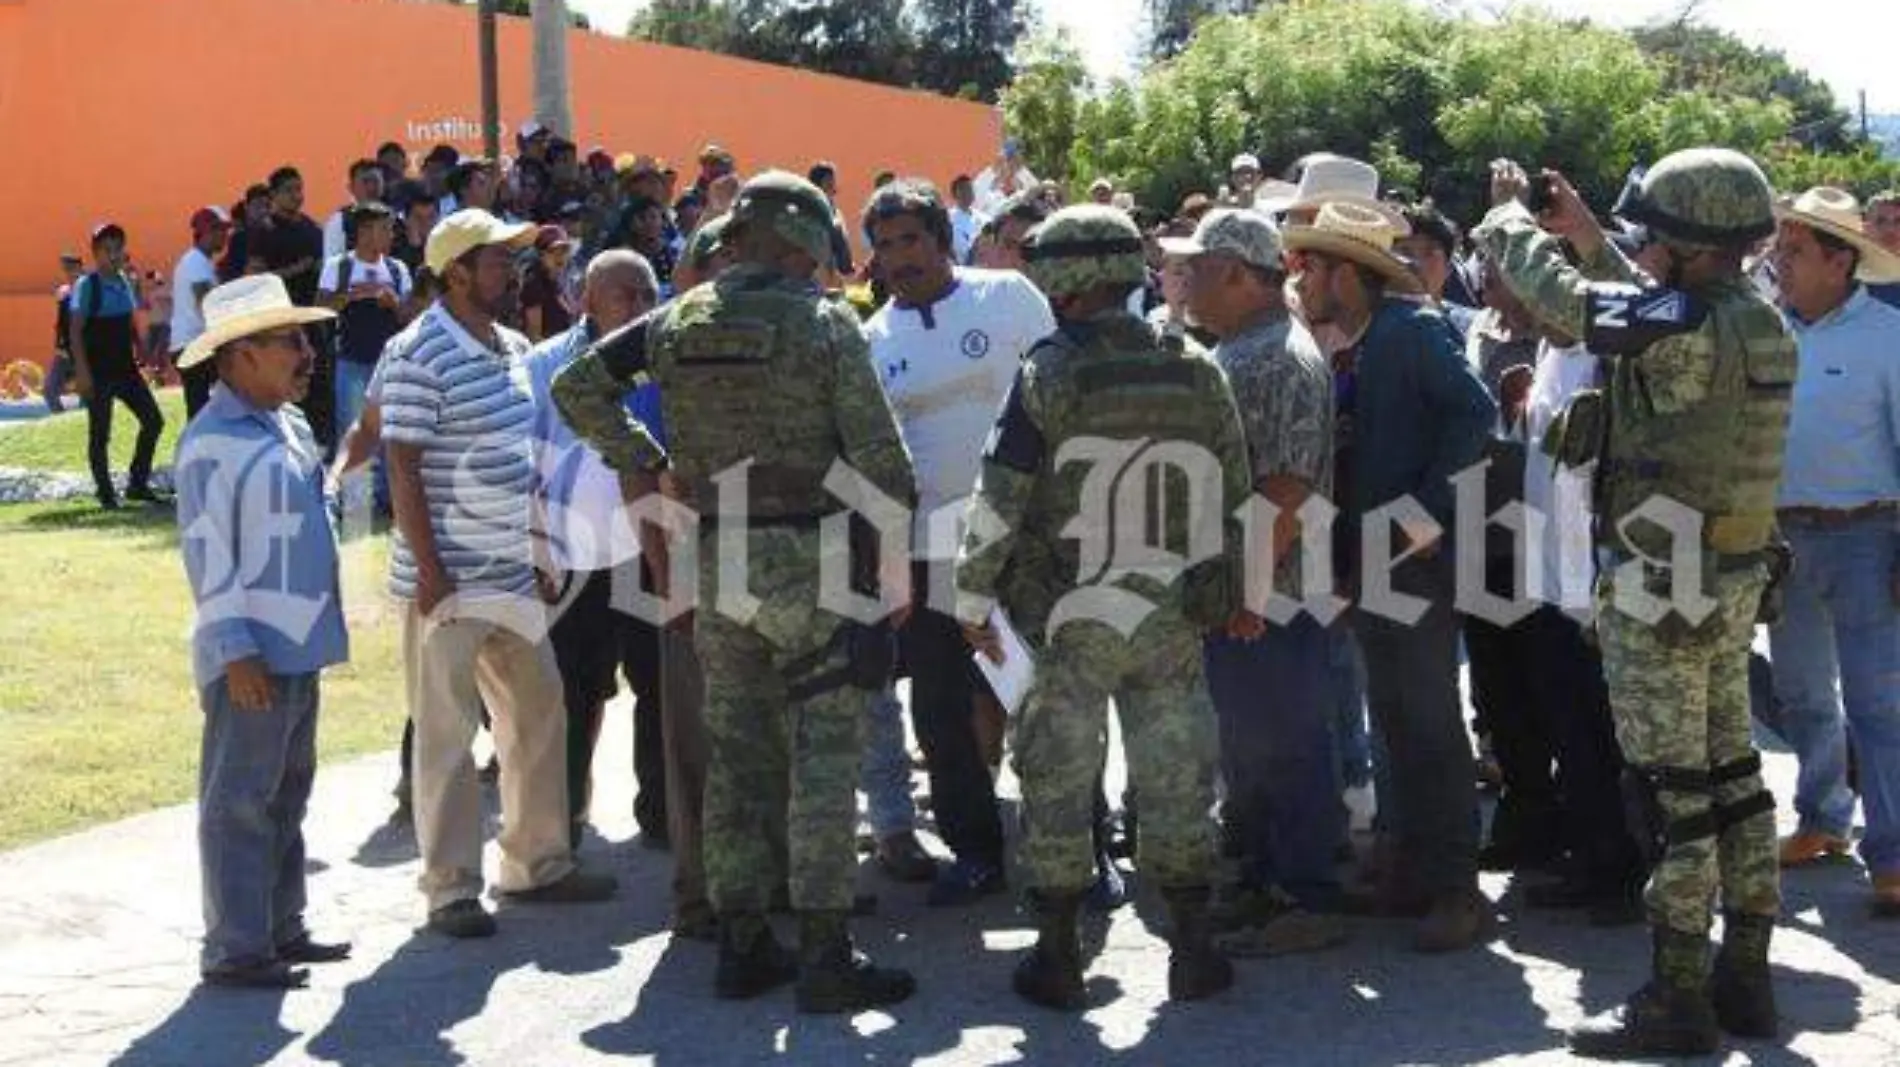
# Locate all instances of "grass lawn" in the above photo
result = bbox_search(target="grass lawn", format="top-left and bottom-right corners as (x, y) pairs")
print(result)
(0, 387), (188, 473)
(0, 499), (405, 849)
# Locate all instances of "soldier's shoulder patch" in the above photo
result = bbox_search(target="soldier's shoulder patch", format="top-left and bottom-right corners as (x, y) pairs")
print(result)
(1585, 284), (1709, 356)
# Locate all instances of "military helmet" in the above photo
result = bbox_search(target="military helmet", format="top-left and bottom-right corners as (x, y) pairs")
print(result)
(1021, 205), (1147, 300)
(729, 170), (836, 267)
(1618, 147), (1775, 251)
(683, 213), (730, 271)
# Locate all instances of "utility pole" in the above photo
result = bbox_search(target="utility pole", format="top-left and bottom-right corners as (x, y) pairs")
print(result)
(1862, 90), (1871, 143)
(532, 0), (573, 138)
(479, 0), (501, 161)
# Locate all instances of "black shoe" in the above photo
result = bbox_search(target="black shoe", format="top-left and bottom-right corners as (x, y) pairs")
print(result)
(123, 485), (166, 504)
(1162, 886), (1234, 1002)
(927, 857), (1006, 907)
(276, 935), (352, 964)
(503, 868), (618, 904)
(1569, 928), (1719, 1059)
(97, 492), (121, 511)
(202, 961), (309, 990)
(795, 919), (916, 1014)
(1013, 890), (1087, 1011)
(714, 914), (797, 999)
(428, 899), (498, 939)
(1712, 912), (1777, 1039)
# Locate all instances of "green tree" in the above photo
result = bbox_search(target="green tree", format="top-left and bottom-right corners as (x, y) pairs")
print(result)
(1009, 0), (1833, 224)
(1145, 0), (1264, 60)
(625, 0), (742, 49)
(1001, 29), (1089, 182)
(912, 0), (1030, 103)
(1631, 22), (1852, 152)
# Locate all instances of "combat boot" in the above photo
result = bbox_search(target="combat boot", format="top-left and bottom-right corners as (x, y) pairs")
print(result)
(1568, 927), (1720, 1059)
(1161, 886), (1234, 1002)
(714, 913), (797, 1000)
(1013, 890), (1087, 1010)
(1711, 911), (1777, 1038)
(795, 911), (916, 1014)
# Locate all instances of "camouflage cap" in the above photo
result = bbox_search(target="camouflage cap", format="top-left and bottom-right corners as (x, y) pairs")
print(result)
(1621, 147), (1775, 251)
(1157, 207), (1283, 270)
(684, 213), (730, 270)
(730, 170), (835, 267)
(1021, 205), (1147, 299)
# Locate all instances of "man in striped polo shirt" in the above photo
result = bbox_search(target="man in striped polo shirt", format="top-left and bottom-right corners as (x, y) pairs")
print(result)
(382, 209), (618, 939)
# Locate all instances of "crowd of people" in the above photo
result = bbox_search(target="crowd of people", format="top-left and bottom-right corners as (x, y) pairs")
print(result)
(94, 114), (1900, 1060)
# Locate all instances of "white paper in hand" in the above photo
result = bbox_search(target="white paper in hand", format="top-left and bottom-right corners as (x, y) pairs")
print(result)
(973, 607), (1035, 717)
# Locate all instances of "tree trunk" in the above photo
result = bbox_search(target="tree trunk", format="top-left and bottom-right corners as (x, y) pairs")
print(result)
(531, 0), (573, 138)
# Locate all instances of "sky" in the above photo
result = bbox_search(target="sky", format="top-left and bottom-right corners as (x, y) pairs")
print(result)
(571, 0), (1900, 113)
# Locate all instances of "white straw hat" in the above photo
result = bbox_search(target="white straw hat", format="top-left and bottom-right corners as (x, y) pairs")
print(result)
(176, 275), (334, 369)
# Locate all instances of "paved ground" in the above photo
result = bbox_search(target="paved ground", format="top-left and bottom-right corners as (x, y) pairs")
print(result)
(2, 698), (1898, 1067)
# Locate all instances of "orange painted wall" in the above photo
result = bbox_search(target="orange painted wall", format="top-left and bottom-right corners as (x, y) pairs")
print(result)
(0, 0), (1003, 368)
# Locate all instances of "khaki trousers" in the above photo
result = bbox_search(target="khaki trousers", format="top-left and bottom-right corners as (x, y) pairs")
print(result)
(403, 599), (575, 911)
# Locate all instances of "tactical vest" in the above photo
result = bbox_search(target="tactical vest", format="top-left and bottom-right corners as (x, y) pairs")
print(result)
(1600, 283), (1795, 557)
(1019, 313), (1242, 628)
(648, 267), (849, 523)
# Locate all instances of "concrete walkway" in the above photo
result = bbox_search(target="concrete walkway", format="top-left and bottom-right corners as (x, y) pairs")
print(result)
(2, 700), (1897, 1067)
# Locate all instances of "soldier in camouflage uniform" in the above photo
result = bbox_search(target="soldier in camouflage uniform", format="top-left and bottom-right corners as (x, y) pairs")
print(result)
(954, 205), (1257, 1009)
(553, 171), (920, 1014)
(1475, 149), (1795, 1058)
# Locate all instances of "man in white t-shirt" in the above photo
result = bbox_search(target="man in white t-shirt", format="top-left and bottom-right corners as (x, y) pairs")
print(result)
(948, 175), (988, 265)
(861, 179), (1056, 906)
(322, 159), (389, 261)
(316, 201), (412, 451)
(171, 206), (233, 418)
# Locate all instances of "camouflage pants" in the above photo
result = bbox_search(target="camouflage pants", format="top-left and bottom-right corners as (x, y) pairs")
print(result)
(1597, 562), (1781, 935)
(1014, 603), (1218, 893)
(696, 528), (864, 914)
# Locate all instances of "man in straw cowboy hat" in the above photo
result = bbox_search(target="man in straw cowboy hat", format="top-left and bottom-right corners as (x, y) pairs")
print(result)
(1285, 199), (1499, 951)
(1477, 149), (1797, 1058)
(1763, 186), (1900, 913)
(173, 274), (352, 989)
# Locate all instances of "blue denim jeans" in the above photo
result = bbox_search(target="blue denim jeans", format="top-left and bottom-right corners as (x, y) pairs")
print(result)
(198, 671), (320, 974)
(860, 686), (915, 838)
(1205, 615), (1344, 905)
(1769, 514), (1900, 873)
(1328, 622), (1373, 790)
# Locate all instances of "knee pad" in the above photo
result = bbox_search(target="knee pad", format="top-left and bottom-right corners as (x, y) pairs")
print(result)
(1620, 764), (1716, 866)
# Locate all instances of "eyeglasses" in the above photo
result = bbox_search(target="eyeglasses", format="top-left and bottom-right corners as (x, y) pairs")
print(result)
(247, 329), (308, 354)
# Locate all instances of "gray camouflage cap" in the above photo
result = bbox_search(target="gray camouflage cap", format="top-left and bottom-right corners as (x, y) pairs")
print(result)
(1157, 207), (1283, 270)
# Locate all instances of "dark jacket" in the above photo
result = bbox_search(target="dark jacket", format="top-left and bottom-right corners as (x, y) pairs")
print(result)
(1345, 298), (1496, 530)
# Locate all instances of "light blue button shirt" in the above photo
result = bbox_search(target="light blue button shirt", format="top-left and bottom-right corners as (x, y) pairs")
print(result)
(175, 384), (349, 691)
(1778, 286), (1900, 509)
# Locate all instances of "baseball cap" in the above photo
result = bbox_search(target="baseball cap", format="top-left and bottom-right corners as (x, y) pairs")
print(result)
(91, 222), (126, 245)
(518, 119), (548, 142)
(1231, 153), (1262, 174)
(699, 143), (734, 166)
(1158, 207), (1284, 270)
(191, 205), (233, 236)
(425, 209), (536, 274)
